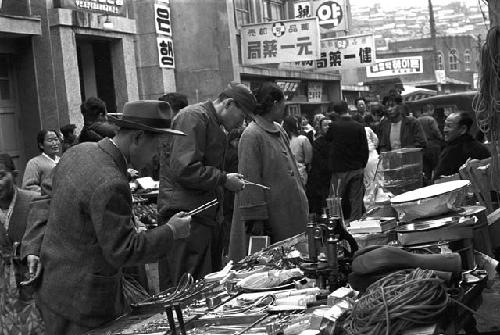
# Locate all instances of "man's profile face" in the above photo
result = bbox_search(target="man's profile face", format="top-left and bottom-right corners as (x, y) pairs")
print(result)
(444, 113), (465, 143)
(220, 99), (245, 131)
(130, 133), (161, 177)
(0, 164), (14, 202)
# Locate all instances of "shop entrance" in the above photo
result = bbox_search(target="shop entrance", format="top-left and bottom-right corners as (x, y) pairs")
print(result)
(76, 38), (117, 113)
(0, 54), (23, 171)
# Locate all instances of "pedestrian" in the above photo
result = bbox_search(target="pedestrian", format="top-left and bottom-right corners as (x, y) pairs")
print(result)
(283, 116), (313, 185)
(158, 82), (251, 286)
(22, 129), (61, 193)
(159, 92), (188, 115)
(78, 97), (117, 143)
(27, 100), (191, 334)
(60, 123), (77, 153)
(434, 112), (490, 180)
(306, 116), (332, 215)
(326, 101), (368, 221)
(377, 102), (427, 152)
(229, 82), (308, 262)
(418, 104), (443, 184)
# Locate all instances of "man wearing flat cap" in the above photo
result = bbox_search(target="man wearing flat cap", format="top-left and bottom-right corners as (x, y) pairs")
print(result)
(158, 82), (255, 287)
(29, 100), (191, 334)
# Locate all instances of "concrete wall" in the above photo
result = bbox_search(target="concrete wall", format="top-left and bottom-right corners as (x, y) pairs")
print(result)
(133, 0), (176, 100)
(170, 0), (235, 103)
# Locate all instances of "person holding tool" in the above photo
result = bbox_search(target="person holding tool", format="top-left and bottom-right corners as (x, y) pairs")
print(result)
(229, 82), (308, 262)
(158, 82), (255, 287)
(23, 100), (191, 334)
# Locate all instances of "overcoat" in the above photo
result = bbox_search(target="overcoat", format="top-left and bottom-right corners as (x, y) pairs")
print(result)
(36, 139), (176, 328)
(229, 116), (308, 261)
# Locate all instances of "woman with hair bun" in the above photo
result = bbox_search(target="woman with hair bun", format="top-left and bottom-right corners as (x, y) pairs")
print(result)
(229, 82), (308, 261)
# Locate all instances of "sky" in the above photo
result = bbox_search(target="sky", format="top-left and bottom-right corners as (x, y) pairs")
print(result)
(350, 0), (464, 8)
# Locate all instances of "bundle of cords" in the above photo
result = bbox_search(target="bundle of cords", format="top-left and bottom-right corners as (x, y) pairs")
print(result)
(344, 268), (448, 335)
(474, 26), (500, 190)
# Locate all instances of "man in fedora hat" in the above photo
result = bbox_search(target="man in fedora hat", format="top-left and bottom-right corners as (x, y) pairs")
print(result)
(30, 100), (191, 334)
(158, 82), (255, 288)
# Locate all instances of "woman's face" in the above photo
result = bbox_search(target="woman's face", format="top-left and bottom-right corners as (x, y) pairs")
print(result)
(41, 131), (60, 156)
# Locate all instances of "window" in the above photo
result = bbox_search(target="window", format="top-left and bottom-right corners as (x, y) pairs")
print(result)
(234, 0), (252, 26)
(263, 0), (283, 21)
(437, 51), (444, 70)
(448, 49), (459, 71)
(464, 49), (471, 71)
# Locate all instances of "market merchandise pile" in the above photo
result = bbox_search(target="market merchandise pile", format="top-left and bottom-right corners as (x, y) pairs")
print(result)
(344, 268), (448, 335)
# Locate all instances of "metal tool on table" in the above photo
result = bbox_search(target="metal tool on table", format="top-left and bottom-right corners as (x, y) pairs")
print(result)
(165, 303), (186, 335)
(300, 198), (358, 292)
(187, 199), (219, 216)
(242, 179), (270, 190)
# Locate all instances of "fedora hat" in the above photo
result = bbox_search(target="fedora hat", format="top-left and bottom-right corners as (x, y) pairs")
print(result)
(108, 100), (184, 135)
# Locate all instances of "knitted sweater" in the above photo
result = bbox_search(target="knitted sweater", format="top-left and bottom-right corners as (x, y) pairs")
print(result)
(22, 154), (59, 193)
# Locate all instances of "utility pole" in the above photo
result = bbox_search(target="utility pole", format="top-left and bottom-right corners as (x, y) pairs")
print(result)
(428, 0), (440, 93)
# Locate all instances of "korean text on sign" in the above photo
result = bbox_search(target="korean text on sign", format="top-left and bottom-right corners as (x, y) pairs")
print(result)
(241, 17), (320, 66)
(366, 56), (423, 78)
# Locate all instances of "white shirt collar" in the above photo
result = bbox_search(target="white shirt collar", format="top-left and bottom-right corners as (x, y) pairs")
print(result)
(42, 152), (60, 164)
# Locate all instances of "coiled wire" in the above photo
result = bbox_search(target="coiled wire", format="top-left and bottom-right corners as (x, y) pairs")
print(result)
(344, 269), (448, 335)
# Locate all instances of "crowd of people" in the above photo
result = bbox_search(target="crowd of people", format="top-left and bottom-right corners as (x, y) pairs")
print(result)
(0, 81), (493, 334)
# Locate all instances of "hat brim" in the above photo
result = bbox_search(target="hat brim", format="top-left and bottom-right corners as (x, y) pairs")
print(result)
(108, 114), (185, 136)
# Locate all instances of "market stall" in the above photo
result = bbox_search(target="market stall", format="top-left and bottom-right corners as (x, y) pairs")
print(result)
(88, 172), (495, 335)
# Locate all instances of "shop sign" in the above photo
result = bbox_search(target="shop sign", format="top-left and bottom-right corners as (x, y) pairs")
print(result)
(276, 80), (300, 101)
(279, 34), (375, 71)
(293, 0), (348, 32)
(155, 1), (174, 69)
(56, 0), (126, 15)
(434, 69), (446, 84)
(366, 56), (423, 78)
(308, 82), (322, 102)
(154, 3), (171, 36)
(157, 36), (174, 68)
(241, 18), (320, 66)
(294, 2), (312, 18)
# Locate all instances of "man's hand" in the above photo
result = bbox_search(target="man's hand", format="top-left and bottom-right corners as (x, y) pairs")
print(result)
(224, 173), (245, 192)
(20, 255), (42, 286)
(166, 212), (192, 240)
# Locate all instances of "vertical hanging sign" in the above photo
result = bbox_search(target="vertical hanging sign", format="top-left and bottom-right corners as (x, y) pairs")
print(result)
(155, 2), (175, 68)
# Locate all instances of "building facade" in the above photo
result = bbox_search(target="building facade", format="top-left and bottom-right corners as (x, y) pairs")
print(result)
(0, 0), (342, 173)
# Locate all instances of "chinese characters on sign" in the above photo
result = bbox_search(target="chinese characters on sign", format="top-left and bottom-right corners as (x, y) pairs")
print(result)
(57, 0), (126, 15)
(308, 82), (322, 102)
(155, 1), (174, 68)
(276, 80), (300, 100)
(241, 18), (320, 66)
(366, 56), (423, 78)
(279, 34), (375, 71)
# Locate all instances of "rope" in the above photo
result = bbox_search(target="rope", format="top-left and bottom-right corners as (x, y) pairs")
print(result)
(344, 269), (449, 335)
(474, 26), (500, 192)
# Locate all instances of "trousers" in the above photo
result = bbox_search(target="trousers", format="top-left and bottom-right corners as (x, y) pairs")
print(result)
(331, 168), (366, 221)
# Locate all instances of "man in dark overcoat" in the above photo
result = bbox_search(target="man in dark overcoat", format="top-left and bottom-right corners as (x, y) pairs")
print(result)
(24, 101), (192, 334)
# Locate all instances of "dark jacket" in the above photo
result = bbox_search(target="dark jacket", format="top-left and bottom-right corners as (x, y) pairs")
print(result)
(325, 115), (369, 173)
(378, 116), (427, 152)
(434, 134), (490, 178)
(158, 101), (227, 220)
(0, 188), (37, 287)
(306, 135), (331, 212)
(36, 139), (175, 328)
(78, 121), (118, 143)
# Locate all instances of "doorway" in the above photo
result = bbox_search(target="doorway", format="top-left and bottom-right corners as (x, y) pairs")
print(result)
(76, 38), (117, 113)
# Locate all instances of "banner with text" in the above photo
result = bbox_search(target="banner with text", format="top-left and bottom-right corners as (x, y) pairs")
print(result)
(279, 33), (375, 71)
(366, 56), (423, 78)
(56, 0), (126, 15)
(241, 18), (320, 66)
(155, 1), (174, 68)
(294, 0), (348, 32)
